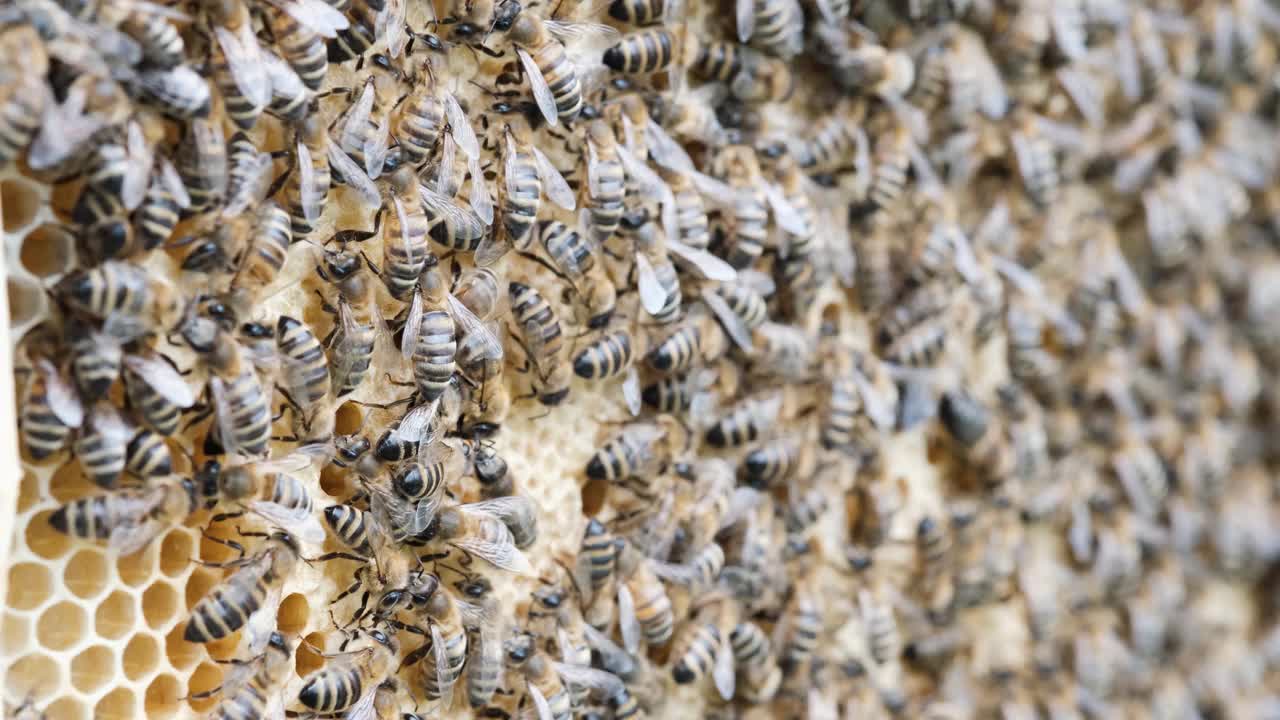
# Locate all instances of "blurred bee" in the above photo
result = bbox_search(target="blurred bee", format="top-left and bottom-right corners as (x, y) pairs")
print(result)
(273, 315), (332, 436)
(728, 56), (794, 104)
(778, 579), (820, 671)
(737, 0), (802, 58)
(731, 620), (780, 703)
(443, 0), (521, 39)
(509, 281), (570, 406)
(641, 368), (717, 418)
(57, 260), (179, 340)
(749, 322), (814, 379)
(507, 14), (588, 126)
(537, 219), (618, 329)
(0, 58), (46, 166)
(647, 312), (727, 373)
(71, 124), (152, 228)
(858, 584), (901, 666)
(118, 351), (194, 436)
(265, 0), (349, 91)
(185, 531), (302, 645)
(74, 401), (132, 488)
(586, 421), (671, 482)
(66, 320), (121, 402)
(326, 0), (378, 61)
(204, 446), (331, 542)
(129, 65), (213, 118)
(176, 118), (227, 213)
(609, 0), (666, 24)
(134, 156), (190, 250)
(939, 390), (1015, 497)
(386, 59), (443, 167)
(505, 633), (627, 720)
(48, 475), (217, 556)
(486, 122), (576, 263)
(854, 121), (913, 221)
(418, 501), (534, 575)
(401, 581), (471, 707)
(705, 392), (782, 448)
(20, 356), (84, 461)
(616, 540), (674, 649)
(281, 114), (332, 236)
(916, 514), (955, 624)
(603, 28), (677, 74)
(421, 179), (488, 255)
(1009, 111), (1060, 209)
(297, 628), (400, 714)
(661, 168), (711, 251)
(465, 595), (504, 708)
(741, 435), (804, 489)
(208, 0), (270, 129)
(670, 596), (737, 701)
(711, 146), (769, 269)
(200, 632), (293, 720)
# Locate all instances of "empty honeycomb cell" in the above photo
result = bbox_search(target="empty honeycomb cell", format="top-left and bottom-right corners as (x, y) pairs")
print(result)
(16, 470), (40, 513)
(144, 674), (182, 720)
(141, 581), (179, 630)
(164, 623), (204, 671)
(2, 613), (30, 655)
(70, 644), (116, 695)
(6, 653), (61, 701)
(123, 632), (161, 681)
(116, 542), (159, 587)
(24, 511), (72, 561)
(319, 464), (348, 498)
(183, 566), (220, 611)
(277, 592), (310, 634)
(94, 687), (138, 720)
(334, 401), (364, 434)
(94, 590), (136, 641)
(296, 631), (327, 676)
(1, 178), (40, 232)
(49, 458), (95, 503)
(63, 549), (109, 600)
(580, 477), (608, 516)
(7, 275), (45, 332)
(185, 662), (223, 713)
(19, 223), (76, 277)
(43, 697), (87, 720)
(6, 562), (53, 612)
(158, 530), (194, 578)
(34, 600), (86, 651)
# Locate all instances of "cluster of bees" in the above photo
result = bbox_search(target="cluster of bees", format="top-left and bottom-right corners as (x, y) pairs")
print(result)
(9, 0), (1280, 716)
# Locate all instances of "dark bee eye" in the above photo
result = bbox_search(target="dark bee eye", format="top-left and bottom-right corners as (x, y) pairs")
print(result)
(371, 630), (389, 644)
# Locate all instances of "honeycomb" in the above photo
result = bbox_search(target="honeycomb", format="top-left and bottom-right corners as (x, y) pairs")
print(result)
(3, 0), (1280, 719)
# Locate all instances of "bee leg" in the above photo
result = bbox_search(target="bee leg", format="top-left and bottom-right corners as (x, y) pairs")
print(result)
(209, 510), (246, 524)
(307, 551), (370, 564)
(402, 641), (433, 667)
(360, 251), (383, 278)
(194, 531), (247, 565)
(515, 251), (573, 284)
(266, 162), (293, 199)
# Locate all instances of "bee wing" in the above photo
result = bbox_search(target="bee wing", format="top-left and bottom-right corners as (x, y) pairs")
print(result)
(437, 132), (458, 195)
(431, 624), (457, 710)
(582, 625), (636, 678)
(377, 0), (408, 58)
(452, 512), (533, 575)
(326, 144), (380, 208)
(552, 663), (625, 697)
(397, 401), (440, 444)
(214, 25), (269, 110)
(447, 294), (503, 362)
(810, 0), (839, 25)
(468, 153), (494, 225)
(1050, 4), (1087, 61)
(364, 121), (390, 182)
(245, 581), (284, 654)
(463, 496), (534, 525)
(343, 681), (379, 720)
(341, 80), (375, 154)
(295, 140), (321, 222)
(223, 149), (274, 218)
(622, 367), (641, 417)
(739, 269), (775, 296)
(616, 583), (641, 653)
(210, 376), (247, 457)
(852, 368), (895, 432)
(635, 252), (667, 316)
(736, 0), (754, 41)
(533, 148), (575, 210)
(701, 287), (753, 351)
(1068, 499), (1092, 564)
(36, 359), (85, 428)
(527, 681), (554, 720)
(503, 132), (522, 196)
(261, 0), (348, 37)
(517, 48), (559, 128)
(585, 139), (606, 199)
(157, 156), (191, 209)
(475, 235), (511, 267)
(109, 517), (165, 556)
(667, 239), (736, 281)
(762, 181), (809, 236)
(645, 120), (695, 173)
(28, 83), (99, 171)
(123, 354), (195, 408)
(688, 171), (743, 209)
(713, 633), (736, 701)
(444, 91), (480, 159)
(400, 286), (424, 360)
(122, 120), (153, 211)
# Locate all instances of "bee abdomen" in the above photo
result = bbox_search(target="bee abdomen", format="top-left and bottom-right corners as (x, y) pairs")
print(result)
(573, 331), (632, 379)
(0, 79), (44, 164)
(126, 429), (172, 477)
(184, 577), (266, 641)
(49, 496), (114, 540)
(299, 666), (364, 712)
(603, 29), (675, 74)
(647, 326), (699, 373)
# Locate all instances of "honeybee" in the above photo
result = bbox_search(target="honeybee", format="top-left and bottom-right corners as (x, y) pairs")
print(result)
(505, 632), (627, 720)
(49, 474), (216, 555)
(537, 219), (618, 329)
(376, 166), (433, 301)
(188, 328), (272, 457)
(625, 214), (683, 324)
(740, 434), (804, 489)
(586, 421), (672, 482)
(129, 64), (213, 118)
(1009, 110), (1061, 209)
(603, 28), (678, 74)
(418, 501), (535, 575)
(709, 146), (770, 269)
(57, 260), (179, 340)
(507, 281), (570, 406)
(749, 322), (814, 379)
(315, 249), (383, 398)
(184, 531), (301, 647)
(647, 311), (727, 374)
(507, 14), (606, 127)
(481, 122), (576, 263)
(670, 596), (737, 700)
(71, 120), (154, 226)
(265, 0), (348, 90)
(705, 392), (782, 448)
(20, 356), (84, 461)
(200, 632), (293, 720)
(776, 577), (820, 672)
(298, 628), (400, 715)
(0, 66), (45, 167)
(134, 156), (190, 250)
(176, 118), (227, 213)
(208, 0), (270, 129)
(939, 390), (1016, 498)
(74, 401), (131, 488)
(203, 446), (331, 544)
(736, 0), (802, 58)
(389, 579), (472, 708)
(616, 540), (674, 650)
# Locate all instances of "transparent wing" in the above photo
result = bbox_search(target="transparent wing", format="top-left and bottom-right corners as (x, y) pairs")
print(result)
(852, 367), (895, 431)
(341, 80), (376, 157)
(377, 0), (407, 58)
(364, 115), (389, 181)
(444, 91), (479, 159)
(296, 140), (321, 222)
(852, 126), (871, 195)
(437, 132), (457, 196)
(475, 234), (512, 267)
(586, 139), (604, 197)
(244, 581), (282, 653)
(420, 184), (487, 236)
(518, 48), (559, 128)
(262, 0), (348, 37)
(736, 0), (754, 41)
(369, 480), (419, 542)
(37, 359), (85, 427)
(210, 376), (250, 457)
(552, 663), (625, 697)
(468, 153), (494, 225)
(463, 496), (535, 524)
(532, 148), (575, 210)
(544, 20), (617, 45)
(527, 682), (554, 720)
(157, 156), (191, 209)
(452, 515), (534, 575)
(447, 294), (503, 362)
(396, 401), (440, 445)
(713, 633), (735, 700)
(646, 120), (695, 172)
(668, 239), (735, 281)
(214, 25), (269, 109)
(615, 366), (638, 416)
(251, 500), (326, 544)
(763, 182), (809, 235)
(343, 681), (378, 720)
(123, 354), (195, 407)
(122, 120), (153, 211)
(326, 144), (380, 207)
(432, 624), (456, 710)
(109, 517), (164, 556)
(635, 253), (667, 315)
(582, 625), (635, 678)
(223, 149), (273, 218)
(617, 583), (640, 653)
(400, 287), (424, 360)
(503, 133), (522, 197)
(701, 287), (753, 351)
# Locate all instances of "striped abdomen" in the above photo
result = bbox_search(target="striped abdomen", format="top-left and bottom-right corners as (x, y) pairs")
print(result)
(422, 631), (467, 699)
(277, 315), (330, 406)
(126, 429), (173, 477)
(21, 375), (70, 460)
(392, 91), (443, 165)
(323, 505), (371, 555)
(820, 377), (859, 451)
(135, 179), (181, 249)
(727, 190), (768, 269)
(628, 570), (673, 644)
(270, 9), (328, 89)
(0, 78), (44, 165)
(646, 325), (699, 373)
(530, 40), (583, 121)
(573, 331), (632, 379)
(238, 202), (292, 289)
(603, 29), (675, 74)
(413, 309), (456, 401)
(124, 367), (182, 435)
(184, 565), (270, 641)
(218, 369), (272, 456)
(299, 664), (364, 712)
(502, 151), (540, 245)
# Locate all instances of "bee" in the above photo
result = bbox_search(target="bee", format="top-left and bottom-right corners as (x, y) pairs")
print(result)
(298, 628), (400, 714)
(670, 598), (736, 701)
(418, 502), (534, 575)
(378, 167), (434, 301)
(661, 169), (711, 251)
(641, 368), (717, 418)
(646, 313), (725, 373)
(205, 448), (330, 543)
(129, 65), (213, 118)
(184, 531), (302, 645)
(265, 0), (348, 91)
(487, 122), (576, 262)
(317, 250), (380, 398)
(728, 56), (794, 104)
(272, 315), (330, 435)
(57, 260), (179, 339)
(49, 475), (216, 556)
(616, 540), (674, 649)
(421, 180), (488, 254)
(508, 281), (570, 406)
(282, 115), (332, 236)
(506, 633), (627, 720)
(208, 0), (270, 130)
(939, 390), (1015, 496)
(0, 64), (45, 166)
(916, 515), (955, 624)
(609, 0), (665, 24)
(626, 215), (683, 324)
(856, 121), (913, 220)
(603, 28), (677, 74)
(740, 435), (803, 489)
(507, 14), (585, 127)
(203, 631), (293, 719)
(71, 124), (152, 226)
(263, 50), (311, 122)
(778, 580), (820, 671)
(20, 356), (84, 461)
(134, 156), (190, 250)
(455, 321), (508, 437)
(409, 583), (471, 707)
(385, 60), (443, 167)
(402, 263), (457, 403)
(749, 322), (814, 379)
(586, 421), (670, 482)
(576, 518), (620, 602)
(443, 0), (520, 39)
(737, 0), (803, 57)
(323, 503), (374, 557)
(1009, 111), (1060, 209)
(74, 401), (132, 488)
(705, 392), (782, 448)
(711, 146), (769, 269)
(176, 118), (228, 213)
(326, 0), (379, 61)
(732, 621), (780, 703)
(465, 595), (504, 708)
(189, 327), (272, 457)
(538, 219), (618, 329)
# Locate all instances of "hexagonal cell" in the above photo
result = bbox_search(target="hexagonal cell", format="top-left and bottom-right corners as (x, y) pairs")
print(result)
(48, 459), (95, 503)
(94, 590), (136, 641)
(184, 566), (219, 611)
(35, 600), (86, 652)
(70, 644), (116, 695)
(186, 662), (224, 713)
(581, 478), (608, 515)
(205, 629), (243, 662)
(278, 593), (310, 635)
(2, 613), (30, 655)
(117, 542), (159, 587)
(144, 674), (183, 720)
(94, 687), (138, 720)
(6, 653), (62, 701)
(44, 697), (87, 720)
(123, 632), (161, 682)
(319, 465), (349, 498)
(7, 275), (45, 331)
(25, 510), (73, 560)
(142, 581), (180, 630)
(2, 178), (41, 231)
(334, 400), (364, 434)
(64, 549), (110, 600)
(296, 631), (327, 677)
(16, 470), (41, 513)
(6, 562), (53, 611)
(164, 624), (204, 671)
(20, 223), (76, 277)
(198, 532), (241, 565)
